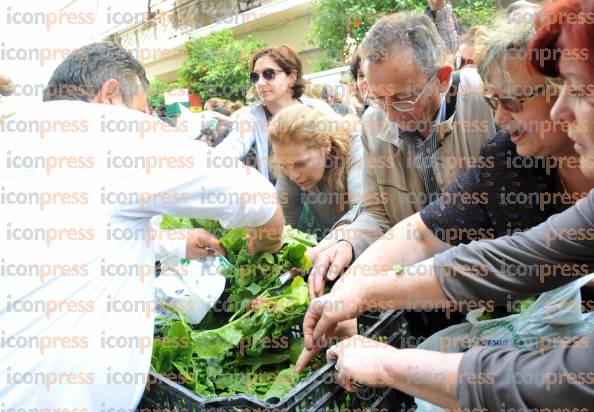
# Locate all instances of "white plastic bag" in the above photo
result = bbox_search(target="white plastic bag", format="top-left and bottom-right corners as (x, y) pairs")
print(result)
(415, 274), (594, 412)
(150, 214), (227, 325)
(155, 257), (226, 324)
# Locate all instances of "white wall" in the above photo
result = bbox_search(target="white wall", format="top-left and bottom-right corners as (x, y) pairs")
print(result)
(1, 0), (148, 107)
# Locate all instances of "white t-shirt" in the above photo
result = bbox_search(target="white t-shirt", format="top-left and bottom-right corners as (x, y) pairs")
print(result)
(0, 101), (277, 409)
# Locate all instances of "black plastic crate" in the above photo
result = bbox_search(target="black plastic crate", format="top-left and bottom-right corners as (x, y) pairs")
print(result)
(138, 311), (413, 412)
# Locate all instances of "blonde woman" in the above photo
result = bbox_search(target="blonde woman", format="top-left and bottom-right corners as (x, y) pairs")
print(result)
(269, 104), (363, 249)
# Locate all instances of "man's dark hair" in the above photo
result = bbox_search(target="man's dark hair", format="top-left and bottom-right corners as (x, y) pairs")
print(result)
(43, 42), (148, 105)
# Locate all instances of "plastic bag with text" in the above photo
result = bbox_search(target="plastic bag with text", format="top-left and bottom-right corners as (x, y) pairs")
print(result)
(415, 273), (594, 412)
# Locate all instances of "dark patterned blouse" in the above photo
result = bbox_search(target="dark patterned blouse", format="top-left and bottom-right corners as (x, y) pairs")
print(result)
(420, 130), (578, 246)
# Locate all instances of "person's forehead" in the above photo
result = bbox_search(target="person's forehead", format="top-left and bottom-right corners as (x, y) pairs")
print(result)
(367, 50), (425, 95)
(254, 55), (281, 70)
(275, 143), (313, 156)
(486, 55), (542, 93)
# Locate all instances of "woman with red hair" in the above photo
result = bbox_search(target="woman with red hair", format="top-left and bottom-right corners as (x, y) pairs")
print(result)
(530, 0), (594, 177)
(295, 0), (594, 409)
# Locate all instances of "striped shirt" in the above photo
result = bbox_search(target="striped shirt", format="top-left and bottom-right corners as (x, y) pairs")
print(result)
(399, 98), (447, 204)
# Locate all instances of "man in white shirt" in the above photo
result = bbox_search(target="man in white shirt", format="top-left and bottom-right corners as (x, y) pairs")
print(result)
(0, 43), (284, 409)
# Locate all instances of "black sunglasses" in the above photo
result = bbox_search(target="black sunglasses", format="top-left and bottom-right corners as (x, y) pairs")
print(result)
(249, 68), (285, 84)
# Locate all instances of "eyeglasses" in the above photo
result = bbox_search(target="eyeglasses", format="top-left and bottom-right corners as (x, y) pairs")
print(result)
(365, 73), (438, 112)
(483, 85), (547, 113)
(249, 68), (285, 84)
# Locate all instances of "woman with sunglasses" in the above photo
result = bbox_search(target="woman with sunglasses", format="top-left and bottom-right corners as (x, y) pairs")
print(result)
(215, 45), (335, 182)
(268, 104), (363, 242)
(296, 0), (594, 408)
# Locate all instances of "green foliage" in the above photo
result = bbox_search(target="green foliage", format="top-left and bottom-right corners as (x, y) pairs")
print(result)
(308, 0), (424, 65)
(160, 216), (227, 238)
(263, 365), (301, 400)
(309, 0), (499, 66)
(221, 227), (313, 312)
(313, 57), (340, 73)
(148, 79), (183, 111)
(153, 218), (321, 399)
(178, 29), (265, 102)
(153, 276), (317, 399)
(451, 0), (497, 28)
(148, 78), (167, 110)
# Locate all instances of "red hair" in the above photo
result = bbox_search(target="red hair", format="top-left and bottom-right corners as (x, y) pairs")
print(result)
(529, 0), (594, 81)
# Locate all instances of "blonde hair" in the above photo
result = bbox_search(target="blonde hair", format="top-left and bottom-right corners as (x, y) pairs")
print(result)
(205, 97), (244, 113)
(269, 104), (351, 194)
(304, 84), (323, 99)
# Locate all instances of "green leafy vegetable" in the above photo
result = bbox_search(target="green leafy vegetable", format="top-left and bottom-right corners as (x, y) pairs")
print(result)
(263, 365), (301, 400)
(153, 220), (319, 399)
(477, 296), (538, 321)
(283, 225), (318, 247)
(289, 338), (304, 364)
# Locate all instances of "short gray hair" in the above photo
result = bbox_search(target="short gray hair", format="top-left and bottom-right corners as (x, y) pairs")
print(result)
(361, 12), (446, 74)
(476, 9), (539, 88)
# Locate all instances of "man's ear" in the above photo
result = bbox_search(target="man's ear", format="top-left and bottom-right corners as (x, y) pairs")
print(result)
(91, 79), (123, 105)
(436, 65), (454, 93)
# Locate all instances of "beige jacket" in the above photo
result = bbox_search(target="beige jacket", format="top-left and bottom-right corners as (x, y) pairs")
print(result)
(345, 68), (496, 257)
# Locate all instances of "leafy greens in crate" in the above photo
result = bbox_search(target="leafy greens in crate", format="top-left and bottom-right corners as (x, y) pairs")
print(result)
(153, 217), (319, 399)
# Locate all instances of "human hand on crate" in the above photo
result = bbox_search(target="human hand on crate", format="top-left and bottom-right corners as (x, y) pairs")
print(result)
(327, 335), (397, 392)
(295, 318), (357, 372)
(295, 274), (369, 372)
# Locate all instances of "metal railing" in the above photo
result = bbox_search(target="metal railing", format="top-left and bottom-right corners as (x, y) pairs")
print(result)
(107, 0), (263, 57)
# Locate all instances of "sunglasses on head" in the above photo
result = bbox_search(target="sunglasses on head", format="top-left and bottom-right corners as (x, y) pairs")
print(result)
(249, 68), (285, 84)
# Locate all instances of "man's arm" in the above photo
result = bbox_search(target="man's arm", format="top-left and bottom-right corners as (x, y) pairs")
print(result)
(116, 138), (284, 253)
(325, 335), (463, 408)
(308, 212), (449, 296)
(213, 112), (257, 161)
(429, 1), (459, 53)
(247, 201), (284, 253)
(346, 212), (451, 276)
(319, 316), (594, 410)
(343, 133), (393, 257)
(437, 190), (594, 304)
(302, 258), (451, 352)
(307, 125), (394, 296)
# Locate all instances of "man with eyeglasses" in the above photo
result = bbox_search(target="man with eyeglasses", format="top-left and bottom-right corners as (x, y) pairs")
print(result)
(307, 12), (496, 311)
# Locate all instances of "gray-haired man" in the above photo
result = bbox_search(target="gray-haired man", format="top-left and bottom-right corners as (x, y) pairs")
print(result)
(308, 12), (496, 297)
